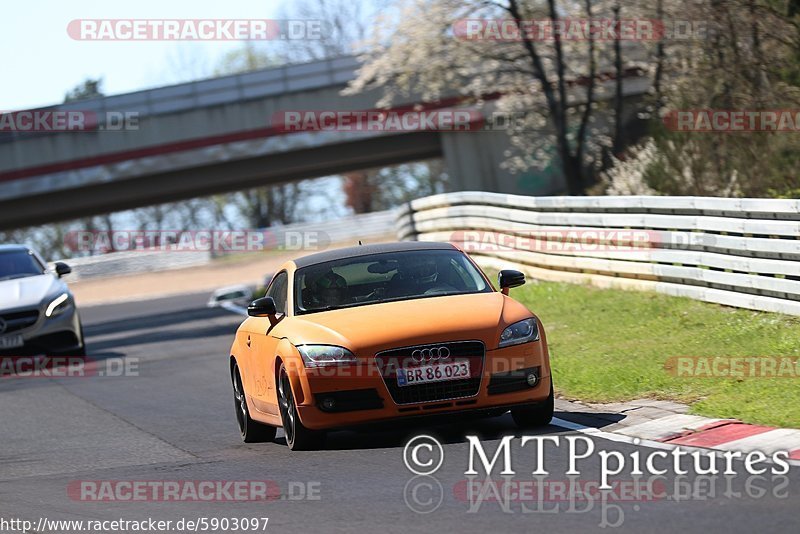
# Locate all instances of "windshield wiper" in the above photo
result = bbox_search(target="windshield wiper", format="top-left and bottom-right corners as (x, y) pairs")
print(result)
(304, 304), (347, 313)
(302, 301), (367, 314)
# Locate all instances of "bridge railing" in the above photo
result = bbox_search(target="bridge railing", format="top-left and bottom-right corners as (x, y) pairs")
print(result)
(395, 191), (800, 316)
(0, 56), (361, 144)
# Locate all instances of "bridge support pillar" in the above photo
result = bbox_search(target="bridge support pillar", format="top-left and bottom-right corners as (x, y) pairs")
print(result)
(439, 130), (565, 196)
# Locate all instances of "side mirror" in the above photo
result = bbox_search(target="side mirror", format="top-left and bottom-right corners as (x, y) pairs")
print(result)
(54, 262), (72, 278)
(247, 296), (277, 317)
(498, 269), (525, 295)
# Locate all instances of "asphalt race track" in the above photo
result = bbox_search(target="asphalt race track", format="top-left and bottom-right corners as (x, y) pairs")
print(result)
(1, 294), (798, 533)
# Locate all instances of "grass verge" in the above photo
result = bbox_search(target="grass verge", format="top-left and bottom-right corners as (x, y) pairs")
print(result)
(510, 279), (800, 428)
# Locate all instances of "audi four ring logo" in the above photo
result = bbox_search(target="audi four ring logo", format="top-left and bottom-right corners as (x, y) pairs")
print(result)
(410, 346), (450, 363)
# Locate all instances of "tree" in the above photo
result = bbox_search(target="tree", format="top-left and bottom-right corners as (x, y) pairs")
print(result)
(346, 0), (640, 195)
(208, 45), (310, 228)
(274, 0), (390, 62)
(343, 161), (448, 213)
(64, 78), (103, 102)
(343, 171), (379, 213)
(214, 42), (281, 75)
(606, 0), (800, 197)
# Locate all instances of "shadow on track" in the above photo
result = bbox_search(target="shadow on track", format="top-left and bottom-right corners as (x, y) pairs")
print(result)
(262, 410), (627, 452)
(84, 307), (233, 338)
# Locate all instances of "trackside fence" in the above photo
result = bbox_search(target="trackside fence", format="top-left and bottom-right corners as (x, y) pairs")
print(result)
(57, 210), (396, 281)
(395, 192), (800, 316)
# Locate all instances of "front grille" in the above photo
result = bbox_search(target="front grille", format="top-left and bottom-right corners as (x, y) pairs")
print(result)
(0, 309), (39, 333)
(375, 341), (485, 405)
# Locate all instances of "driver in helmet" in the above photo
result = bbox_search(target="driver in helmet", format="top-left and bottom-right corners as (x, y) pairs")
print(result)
(400, 257), (438, 285)
(386, 257), (439, 297)
(312, 269), (348, 308)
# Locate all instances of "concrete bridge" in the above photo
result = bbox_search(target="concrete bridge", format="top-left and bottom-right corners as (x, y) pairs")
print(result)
(0, 56), (649, 230)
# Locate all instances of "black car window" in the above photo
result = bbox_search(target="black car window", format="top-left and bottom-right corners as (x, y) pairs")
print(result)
(266, 271), (289, 315)
(295, 249), (491, 314)
(0, 250), (45, 281)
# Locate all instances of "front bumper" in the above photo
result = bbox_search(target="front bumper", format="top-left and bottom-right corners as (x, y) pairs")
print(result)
(0, 303), (83, 356)
(292, 341), (551, 430)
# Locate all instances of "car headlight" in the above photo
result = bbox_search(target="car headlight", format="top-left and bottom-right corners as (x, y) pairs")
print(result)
(297, 345), (357, 367)
(499, 318), (539, 348)
(45, 293), (71, 317)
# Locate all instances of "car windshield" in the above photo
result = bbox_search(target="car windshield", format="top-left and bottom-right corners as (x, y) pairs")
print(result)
(295, 249), (491, 314)
(0, 249), (45, 281)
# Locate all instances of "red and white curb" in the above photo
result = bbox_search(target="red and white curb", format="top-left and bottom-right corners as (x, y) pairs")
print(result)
(556, 410), (800, 466)
(650, 417), (800, 460)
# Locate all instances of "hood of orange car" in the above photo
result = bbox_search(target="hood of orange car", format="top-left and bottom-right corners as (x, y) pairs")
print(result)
(279, 291), (533, 355)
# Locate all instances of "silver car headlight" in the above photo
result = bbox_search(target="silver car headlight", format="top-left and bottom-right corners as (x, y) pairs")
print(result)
(45, 293), (71, 317)
(499, 318), (539, 348)
(297, 345), (357, 367)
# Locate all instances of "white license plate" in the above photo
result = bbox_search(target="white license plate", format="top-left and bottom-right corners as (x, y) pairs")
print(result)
(0, 334), (24, 349)
(397, 360), (471, 387)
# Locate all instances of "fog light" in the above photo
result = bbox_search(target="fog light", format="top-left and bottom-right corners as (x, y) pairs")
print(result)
(321, 397), (336, 411)
(526, 372), (539, 387)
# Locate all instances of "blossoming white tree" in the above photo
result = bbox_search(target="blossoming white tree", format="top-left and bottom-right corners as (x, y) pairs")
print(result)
(346, 0), (652, 194)
(348, 0), (800, 198)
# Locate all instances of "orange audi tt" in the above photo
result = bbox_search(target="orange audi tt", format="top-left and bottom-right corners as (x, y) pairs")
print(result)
(228, 242), (553, 450)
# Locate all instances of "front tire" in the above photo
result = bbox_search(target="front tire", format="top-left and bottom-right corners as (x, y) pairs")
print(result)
(511, 383), (554, 428)
(232, 363), (277, 443)
(278, 364), (325, 450)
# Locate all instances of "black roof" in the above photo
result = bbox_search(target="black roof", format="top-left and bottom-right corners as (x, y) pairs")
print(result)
(292, 241), (457, 268)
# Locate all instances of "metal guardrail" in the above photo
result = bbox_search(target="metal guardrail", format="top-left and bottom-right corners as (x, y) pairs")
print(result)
(55, 249), (212, 282)
(59, 209), (396, 281)
(250, 209), (396, 253)
(395, 192), (800, 316)
(210, 209), (397, 259)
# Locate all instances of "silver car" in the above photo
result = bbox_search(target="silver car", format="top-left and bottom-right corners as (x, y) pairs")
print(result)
(0, 245), (85, 355)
